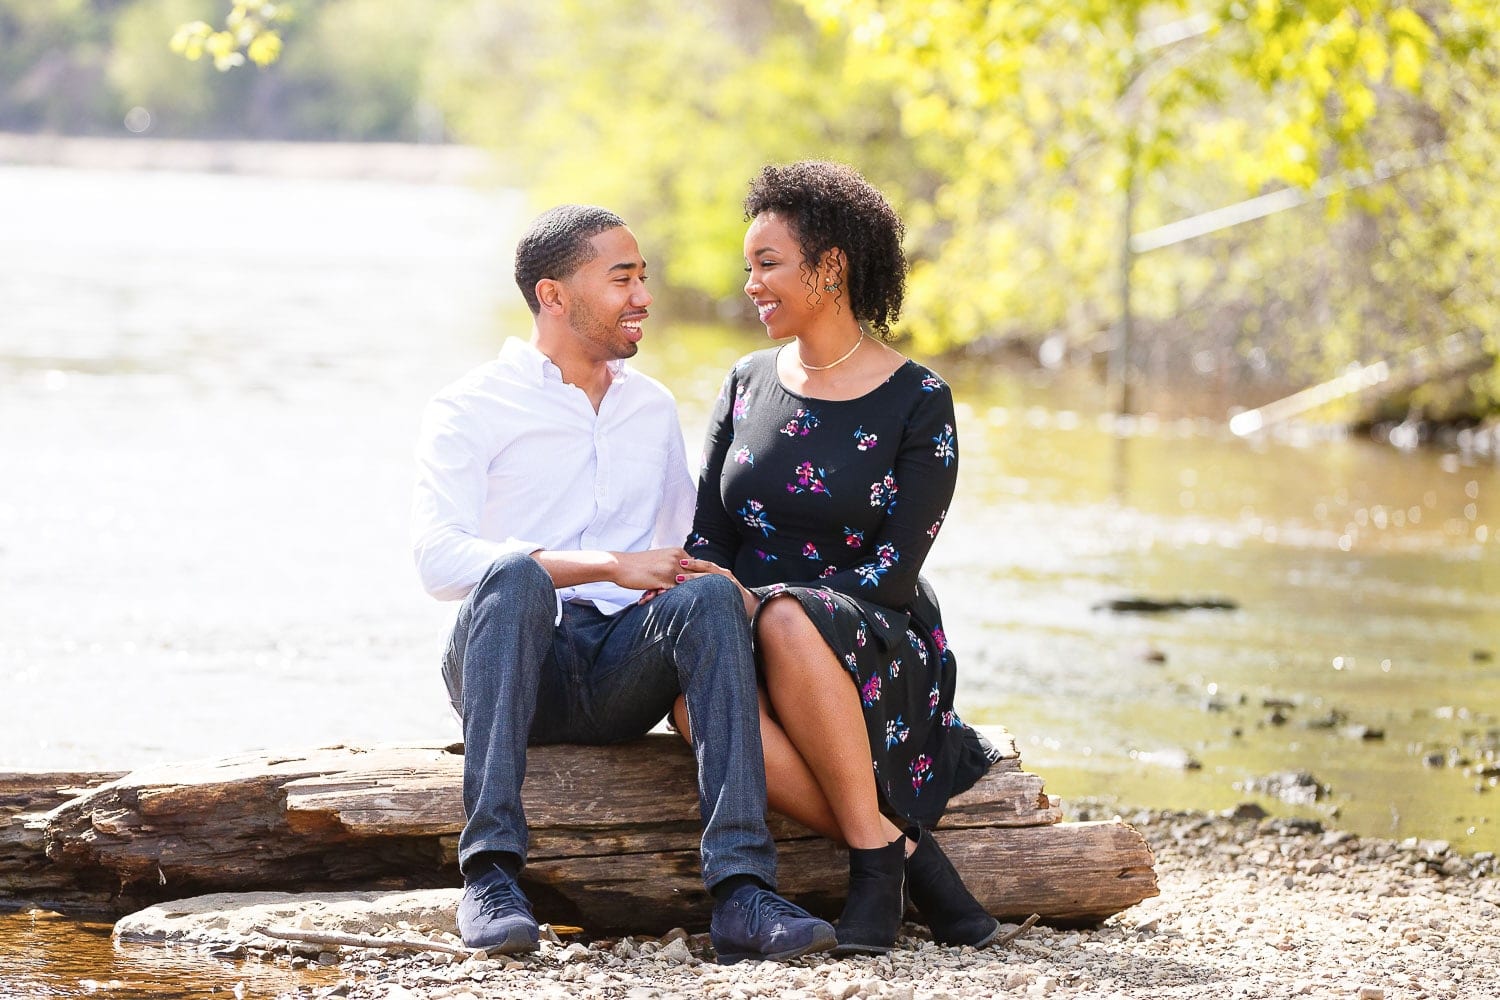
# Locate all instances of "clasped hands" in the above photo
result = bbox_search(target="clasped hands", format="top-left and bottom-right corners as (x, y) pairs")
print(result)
(627, 548), (758, 617)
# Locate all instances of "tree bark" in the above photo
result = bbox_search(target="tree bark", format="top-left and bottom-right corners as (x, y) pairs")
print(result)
(2, 733), (1157, 930)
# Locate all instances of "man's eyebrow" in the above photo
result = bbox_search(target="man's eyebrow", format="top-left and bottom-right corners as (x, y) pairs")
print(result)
(607, 259), (646, 273)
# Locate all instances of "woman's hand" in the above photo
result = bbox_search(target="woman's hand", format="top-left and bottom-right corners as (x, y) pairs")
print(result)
(676, 557), (761, 619)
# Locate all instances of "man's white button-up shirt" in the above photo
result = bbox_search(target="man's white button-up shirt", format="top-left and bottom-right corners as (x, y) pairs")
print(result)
(411, 337), (695, 616)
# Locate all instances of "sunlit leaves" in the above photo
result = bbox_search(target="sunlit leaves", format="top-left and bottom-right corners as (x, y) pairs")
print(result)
(170, 2), (290, 70)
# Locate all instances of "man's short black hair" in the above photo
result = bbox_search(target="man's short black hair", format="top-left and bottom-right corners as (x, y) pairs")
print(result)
(513, 205), (628, 314)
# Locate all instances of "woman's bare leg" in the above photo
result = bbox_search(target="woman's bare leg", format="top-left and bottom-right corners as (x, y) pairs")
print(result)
(671, 691), (842, 841)
(754, 595), (905, 851)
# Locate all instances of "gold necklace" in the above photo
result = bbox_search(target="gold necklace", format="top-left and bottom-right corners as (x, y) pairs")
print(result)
(798, 334), (864, 372)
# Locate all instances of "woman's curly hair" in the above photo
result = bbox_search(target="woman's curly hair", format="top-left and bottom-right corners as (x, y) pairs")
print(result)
(744, 161), (907, 339)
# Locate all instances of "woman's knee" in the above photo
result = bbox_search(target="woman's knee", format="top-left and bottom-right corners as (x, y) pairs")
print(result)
(755, 593), (817, 646)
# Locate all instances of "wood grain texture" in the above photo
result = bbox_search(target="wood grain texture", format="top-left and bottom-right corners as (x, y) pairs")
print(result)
(3, 732), (1157, 928)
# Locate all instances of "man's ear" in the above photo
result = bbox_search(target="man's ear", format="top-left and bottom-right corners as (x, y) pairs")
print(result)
(536, 277), (567, 315)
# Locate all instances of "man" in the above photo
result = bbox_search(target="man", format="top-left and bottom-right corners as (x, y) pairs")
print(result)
(410, 205), (836, 963)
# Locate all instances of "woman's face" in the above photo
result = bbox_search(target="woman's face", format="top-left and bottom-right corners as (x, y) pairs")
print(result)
(743, 211), (826, 340)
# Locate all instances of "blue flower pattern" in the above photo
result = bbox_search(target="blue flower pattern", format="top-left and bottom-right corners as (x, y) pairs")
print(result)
(700, 354), (980, 826)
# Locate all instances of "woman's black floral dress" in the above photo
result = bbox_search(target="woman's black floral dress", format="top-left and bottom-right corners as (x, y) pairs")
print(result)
(688, 348), (999, 828)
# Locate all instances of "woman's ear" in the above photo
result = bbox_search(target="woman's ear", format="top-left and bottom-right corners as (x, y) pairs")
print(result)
(819, 247), (848, 290)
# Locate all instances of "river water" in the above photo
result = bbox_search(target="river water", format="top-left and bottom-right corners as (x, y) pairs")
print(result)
(1, 153), (1496, 996)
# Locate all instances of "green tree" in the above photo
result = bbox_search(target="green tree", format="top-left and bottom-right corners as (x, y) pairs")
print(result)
(0, 0), (114, 132)
(795, 0), (1500, 408)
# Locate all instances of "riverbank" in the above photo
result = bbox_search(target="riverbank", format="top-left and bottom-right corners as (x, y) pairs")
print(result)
(123, 806), (1497, 1000)
(0, 131), (494, 183)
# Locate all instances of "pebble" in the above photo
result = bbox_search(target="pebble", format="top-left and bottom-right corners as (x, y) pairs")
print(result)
(256, 808), (1498, 1000)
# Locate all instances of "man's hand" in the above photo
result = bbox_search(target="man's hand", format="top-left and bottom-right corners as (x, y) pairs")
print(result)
(532, 547), (687, 591)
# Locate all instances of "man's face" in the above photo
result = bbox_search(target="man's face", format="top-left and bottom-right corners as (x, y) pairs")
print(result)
(561, 226), (652, 361)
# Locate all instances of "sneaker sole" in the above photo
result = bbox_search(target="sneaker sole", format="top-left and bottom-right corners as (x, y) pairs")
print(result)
(464, 926), (540, 955)
(716, 927), (839, 965)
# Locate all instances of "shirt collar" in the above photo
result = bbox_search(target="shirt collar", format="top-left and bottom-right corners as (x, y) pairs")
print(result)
(498, 337), (631, 388)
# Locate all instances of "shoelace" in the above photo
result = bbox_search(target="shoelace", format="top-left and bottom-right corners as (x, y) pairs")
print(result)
(472, 871), (532, 915)
(742, 888), (807, 928)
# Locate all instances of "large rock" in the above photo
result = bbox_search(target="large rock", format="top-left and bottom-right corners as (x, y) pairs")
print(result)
(114, 889), (462, 947)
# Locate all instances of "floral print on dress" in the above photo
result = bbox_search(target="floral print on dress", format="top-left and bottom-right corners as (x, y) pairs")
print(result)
(686, 531), (709, 549)
(910, 754), (934, 793)
(869, 471), (898, 514)
(788, 461), (831, 497)
(855, 542), (900, 589)
(780, 408), (819, 437)
(932, 424), (956, 467)
(738, 499), (775, 536)
(694, 351), (985, 828)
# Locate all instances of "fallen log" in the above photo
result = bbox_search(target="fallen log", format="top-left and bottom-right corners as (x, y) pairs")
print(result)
(1, 770), (125, 910)
(5, 733), (1157, 931)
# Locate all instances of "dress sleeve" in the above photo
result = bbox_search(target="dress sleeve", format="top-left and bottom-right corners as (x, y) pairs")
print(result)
(813, 379), (958, 609)
(685, 366), (742, 570)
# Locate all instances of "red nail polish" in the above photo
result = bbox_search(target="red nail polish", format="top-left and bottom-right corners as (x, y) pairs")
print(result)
(675, 575), (685, 583)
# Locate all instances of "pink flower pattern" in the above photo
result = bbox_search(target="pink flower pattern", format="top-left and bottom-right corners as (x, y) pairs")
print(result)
(701, 355), (974, 823)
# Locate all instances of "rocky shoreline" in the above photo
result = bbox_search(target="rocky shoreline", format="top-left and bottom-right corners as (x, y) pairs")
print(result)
(117, 805), (1499, 1000)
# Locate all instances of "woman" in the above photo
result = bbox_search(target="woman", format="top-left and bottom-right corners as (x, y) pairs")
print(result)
(675, 161), (1003, 954)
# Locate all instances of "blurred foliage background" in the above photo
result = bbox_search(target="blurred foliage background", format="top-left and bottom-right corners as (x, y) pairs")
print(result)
(4, 0), (1497, 421)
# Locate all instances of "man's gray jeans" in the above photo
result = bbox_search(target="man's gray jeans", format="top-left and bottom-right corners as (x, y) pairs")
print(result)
(443, 550), (778, 891)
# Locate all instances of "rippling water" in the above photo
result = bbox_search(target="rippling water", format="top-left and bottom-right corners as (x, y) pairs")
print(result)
(2, 151), (1497, 995)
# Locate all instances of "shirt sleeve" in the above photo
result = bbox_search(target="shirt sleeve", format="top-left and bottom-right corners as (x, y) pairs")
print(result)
(685, 367), (742, 569)
(409, 391), (543, 601)
(808, 381), (958, 610)
(654, 410), (697, 549)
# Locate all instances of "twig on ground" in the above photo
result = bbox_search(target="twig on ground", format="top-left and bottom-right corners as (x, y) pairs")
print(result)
(257, 924), (482, 960)
(995, 913), (1041, 947)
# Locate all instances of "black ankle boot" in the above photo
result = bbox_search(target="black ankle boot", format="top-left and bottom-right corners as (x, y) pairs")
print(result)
(833, 836), (907, 955)
(905, 828), (1000, 947)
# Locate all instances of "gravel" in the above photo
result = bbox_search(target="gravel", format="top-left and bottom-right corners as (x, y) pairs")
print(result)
(262, 808), (1499, 1000)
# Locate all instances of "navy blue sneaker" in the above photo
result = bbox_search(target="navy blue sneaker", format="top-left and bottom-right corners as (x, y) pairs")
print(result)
(710, 885), (837, 964)
(456, 864), (540, 954)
